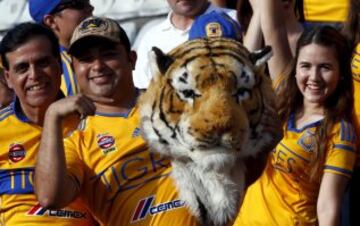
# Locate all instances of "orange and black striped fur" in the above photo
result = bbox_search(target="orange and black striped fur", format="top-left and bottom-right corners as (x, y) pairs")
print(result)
(138, 38), (281, 226)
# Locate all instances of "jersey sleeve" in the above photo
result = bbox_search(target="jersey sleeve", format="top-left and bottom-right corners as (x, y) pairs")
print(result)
(324, 120), (357, 178)
(64, 131), (85, 188)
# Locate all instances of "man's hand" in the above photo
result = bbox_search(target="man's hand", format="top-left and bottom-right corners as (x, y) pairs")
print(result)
(46, 94), (113, 121)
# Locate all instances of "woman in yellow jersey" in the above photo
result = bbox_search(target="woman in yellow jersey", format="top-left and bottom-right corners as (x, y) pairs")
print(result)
(235, 0), (356, 225)
(341, 0), (360, 225)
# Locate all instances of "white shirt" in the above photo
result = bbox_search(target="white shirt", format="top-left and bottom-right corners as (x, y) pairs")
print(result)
(132, 3), (237, 89)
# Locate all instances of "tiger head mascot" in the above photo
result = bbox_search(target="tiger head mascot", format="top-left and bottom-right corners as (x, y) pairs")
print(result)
(138, 38), (282, 226)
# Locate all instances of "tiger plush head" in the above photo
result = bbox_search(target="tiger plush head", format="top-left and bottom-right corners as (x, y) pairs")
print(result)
(138, 38), (281, 226)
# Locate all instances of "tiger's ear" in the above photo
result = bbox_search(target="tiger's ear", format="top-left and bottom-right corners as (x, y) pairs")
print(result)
(249, 46), (273, 67)
(150, 47), (174, 78)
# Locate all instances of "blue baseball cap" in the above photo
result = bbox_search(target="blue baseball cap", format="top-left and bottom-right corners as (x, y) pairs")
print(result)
(189, 10), (242, 41)
(29, 0), (62, 23)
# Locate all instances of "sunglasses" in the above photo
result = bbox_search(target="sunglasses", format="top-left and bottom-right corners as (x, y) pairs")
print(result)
(51, 0), (91, 14)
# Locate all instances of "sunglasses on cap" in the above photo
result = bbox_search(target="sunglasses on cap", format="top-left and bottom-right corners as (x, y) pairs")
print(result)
(51, 0), (91, 14)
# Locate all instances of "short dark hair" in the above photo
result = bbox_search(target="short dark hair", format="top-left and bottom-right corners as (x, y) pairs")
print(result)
(0, 22), (60, 70)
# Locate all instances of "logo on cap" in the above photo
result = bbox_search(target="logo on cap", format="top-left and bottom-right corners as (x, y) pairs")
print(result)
(8, 143), (26, 163)
(79, 17), (108, 33)
(205, 22), (223, 38)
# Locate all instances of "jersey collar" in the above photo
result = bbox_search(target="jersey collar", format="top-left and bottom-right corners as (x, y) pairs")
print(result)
(11, 92), (65, 123)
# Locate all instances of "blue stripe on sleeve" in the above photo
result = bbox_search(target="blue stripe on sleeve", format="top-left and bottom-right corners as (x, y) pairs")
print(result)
(333, 144), (356, 152)
(324, 165), (352, 176)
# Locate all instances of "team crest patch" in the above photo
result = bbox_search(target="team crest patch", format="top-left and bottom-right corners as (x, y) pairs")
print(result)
(205, 22), (223, 37)
(97, 133), (117, 155)
(8, 143), (26, 163)
(297, 130), (316, 153)
(79, 17), (108, 33)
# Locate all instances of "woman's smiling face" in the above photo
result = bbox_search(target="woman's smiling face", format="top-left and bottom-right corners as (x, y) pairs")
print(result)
(295, 43), (340, 106)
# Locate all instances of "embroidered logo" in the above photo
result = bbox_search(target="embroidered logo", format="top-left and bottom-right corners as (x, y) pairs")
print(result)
(97, 133), (117, 154)
(297, 130), (316, 153)
(8, 143), (26, 163)
(79, 17), (108, 32)
(205, 22), (223, 37)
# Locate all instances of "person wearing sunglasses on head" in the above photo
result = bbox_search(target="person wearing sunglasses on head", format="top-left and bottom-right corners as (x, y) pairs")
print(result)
(29, 0), (94, 96)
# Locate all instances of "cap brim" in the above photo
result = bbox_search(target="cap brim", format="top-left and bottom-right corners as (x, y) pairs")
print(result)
(69, 36), (119, 55)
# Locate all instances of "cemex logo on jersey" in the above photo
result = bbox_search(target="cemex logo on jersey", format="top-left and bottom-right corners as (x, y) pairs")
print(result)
(27, 203), (87, 219)
(131, 196), (185, 222)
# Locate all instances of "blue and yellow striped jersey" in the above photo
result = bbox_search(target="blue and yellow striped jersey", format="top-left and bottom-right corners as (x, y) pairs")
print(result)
(60, 46), (78, 96)
(63, 106), (199, 226)
(0, 98), (96, 226)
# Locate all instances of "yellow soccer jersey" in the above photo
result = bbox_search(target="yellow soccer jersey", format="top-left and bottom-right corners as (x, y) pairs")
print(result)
(63, 106), (199, 226)
(0, 99), (96, 226)
(235, 116), (356, 225)
(352, 43), (360, 160)
(303, 0), (349, 22)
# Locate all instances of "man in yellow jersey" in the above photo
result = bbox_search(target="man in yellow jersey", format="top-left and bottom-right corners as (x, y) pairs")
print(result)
(0, 23), (96, 225)
(29, 0), (94, 96)
(34, 17), (200, 226)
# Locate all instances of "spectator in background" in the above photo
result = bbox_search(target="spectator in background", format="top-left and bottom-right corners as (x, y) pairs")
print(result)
(133, 0), (237, 89)
(0, 22), (96, 226)
(28, 0), (93, 96)
(0, 62), (13, 109)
